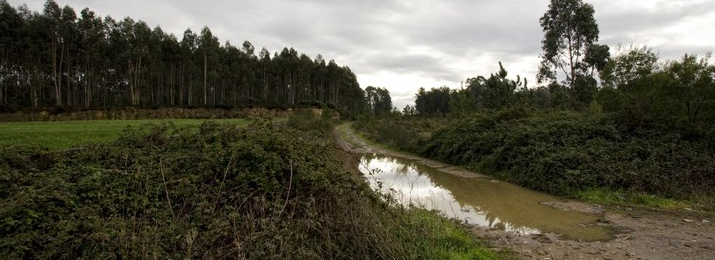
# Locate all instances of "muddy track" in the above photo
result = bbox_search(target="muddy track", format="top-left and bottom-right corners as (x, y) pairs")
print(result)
(336, 123), (715, 260)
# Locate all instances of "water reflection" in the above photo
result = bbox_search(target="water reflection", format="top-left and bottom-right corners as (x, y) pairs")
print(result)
(359, 153), (613, 241)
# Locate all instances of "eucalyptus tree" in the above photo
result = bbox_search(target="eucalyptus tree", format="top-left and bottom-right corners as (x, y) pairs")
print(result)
(297, 54), (314, 103)
(126, 19), (151, 106)
(0, 0), (24, 106)
(414, 86), (451, 115)
(198, 27), (218, 106)
(160, 33), (181, 106)
(312, 55), (327, 102)
(365, 86), (392, 116)
(239, 41), (256, 101)
(538, 0), (609, 86)
(0, 1), (368, 115)
(42, 0), (63, 105)
(180, 29), (198, 106)
(77, 7), (105, 107)
(326, 60), (340, 105)
(59, 5), (77, 106)
(258, 48), (272, 103)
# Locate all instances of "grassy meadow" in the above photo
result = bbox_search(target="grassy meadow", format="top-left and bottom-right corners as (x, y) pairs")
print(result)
(0, 119), (249, 150)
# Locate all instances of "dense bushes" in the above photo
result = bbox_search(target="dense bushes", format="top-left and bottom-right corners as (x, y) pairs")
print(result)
(419, 112), (715, 200)
(353, 118), (446, 151)
(0, 122), (503, 259)
(286, 108), (339, 134)
(355, 111), (715, 202)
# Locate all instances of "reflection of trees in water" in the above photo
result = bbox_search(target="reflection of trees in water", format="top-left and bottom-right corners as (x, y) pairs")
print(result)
(360, 153), (535, 231)
(359, 153), (611, 240)
(361, 153), (426, 176)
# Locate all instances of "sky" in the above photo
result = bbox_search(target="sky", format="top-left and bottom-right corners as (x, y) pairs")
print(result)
(8, 0), (715, 108)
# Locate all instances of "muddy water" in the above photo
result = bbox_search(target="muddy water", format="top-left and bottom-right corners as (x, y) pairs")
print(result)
(358, 153), (614, 241)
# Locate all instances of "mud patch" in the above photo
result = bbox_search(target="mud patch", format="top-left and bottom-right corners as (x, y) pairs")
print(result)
(541, 201), (605, 214)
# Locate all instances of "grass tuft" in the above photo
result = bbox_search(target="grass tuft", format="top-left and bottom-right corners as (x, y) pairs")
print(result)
(577, 188), (695, 210)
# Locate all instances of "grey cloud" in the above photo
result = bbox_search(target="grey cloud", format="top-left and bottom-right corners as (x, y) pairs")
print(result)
(354, 52), (462, 81)
(597, 0), (715, 40)
(656, 45), (714, 61)
(392, 0), (546, 55)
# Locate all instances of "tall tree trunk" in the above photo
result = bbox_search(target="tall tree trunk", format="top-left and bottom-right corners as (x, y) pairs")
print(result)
(51, 39), (64, 106)
(32, 67), (38, 108)
(262, 65), (267, 102)
(179, 63), (184, 106)
(65, 53), (71, 106)
(188, 74), (193, 106)
(128, 58), (134, 106)
(170, 65), (175, 106)
(150, 67), (155, 107)
(567, 32), (575, 84)
(136, 56), (142, 106)
(203, 51), (207, 106)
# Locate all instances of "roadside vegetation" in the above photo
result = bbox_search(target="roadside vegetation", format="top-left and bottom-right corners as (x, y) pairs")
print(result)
(0, 113), (509, 259)
(355, 110), (715, 210)
(423, 112), (713, 206)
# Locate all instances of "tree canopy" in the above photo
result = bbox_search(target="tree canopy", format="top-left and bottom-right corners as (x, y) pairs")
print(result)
(414, 63), (528, 116)
(537, 0), (609, 86)
(365, 86), (392, 116)
(0, 0), (368, 116)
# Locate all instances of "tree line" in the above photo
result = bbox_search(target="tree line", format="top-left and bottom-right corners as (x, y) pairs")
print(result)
(0, 0), (368, 115)
(411, 0), (714, 129)
(364, 86), (392, 116)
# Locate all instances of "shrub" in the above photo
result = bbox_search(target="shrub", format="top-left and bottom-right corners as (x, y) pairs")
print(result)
(353, 118), (448, 152)
(0, 122), (502, 259)
(286, 109), (335, 134)
(418, 112), (715, 199)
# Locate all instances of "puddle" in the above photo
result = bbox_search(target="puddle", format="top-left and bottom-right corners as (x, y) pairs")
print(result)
(358, 153), (614, 241)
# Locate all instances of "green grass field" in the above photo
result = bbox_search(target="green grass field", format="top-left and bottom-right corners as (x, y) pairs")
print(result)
(0, 119), (249, 150)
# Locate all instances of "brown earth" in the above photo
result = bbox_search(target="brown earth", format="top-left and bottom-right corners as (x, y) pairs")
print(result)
(336, 123), (715, 260)
(475, 202), (715, 260)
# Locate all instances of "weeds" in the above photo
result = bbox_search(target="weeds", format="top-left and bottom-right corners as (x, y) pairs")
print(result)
(0, 121), (504, 259)
(577, 188), (694, 210)
(285, 108), (337, 135)
(353, 117), (447, 152)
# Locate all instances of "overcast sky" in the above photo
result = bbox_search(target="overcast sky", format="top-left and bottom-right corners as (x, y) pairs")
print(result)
(8, 0), (715, 108)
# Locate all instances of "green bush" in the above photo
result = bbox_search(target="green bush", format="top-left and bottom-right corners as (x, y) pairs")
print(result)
(353, 117), (448, 152)
(0, 122), (503, 259)
(419, 112), (715, 200)
(286, 108), (336, 135)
